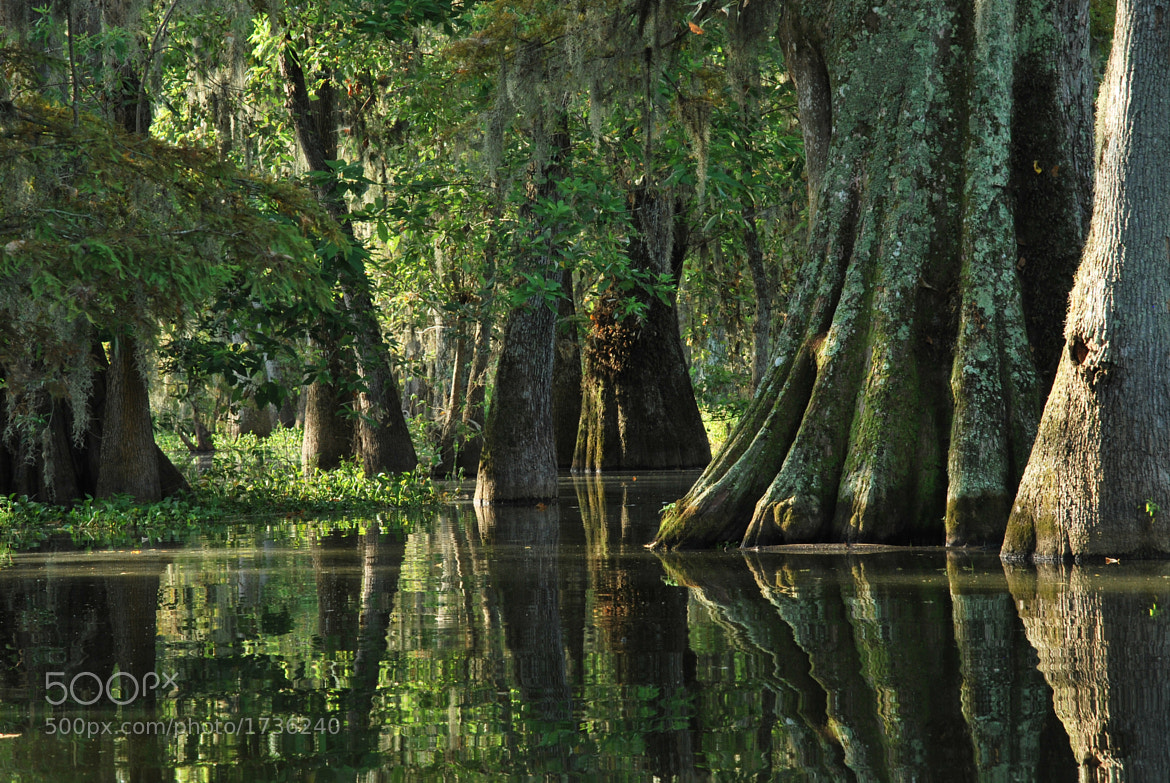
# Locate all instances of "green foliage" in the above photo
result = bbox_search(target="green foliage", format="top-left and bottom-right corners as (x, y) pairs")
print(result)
(0, 92), (338, 445)
(5, 0), (812, 486)
(193, 430), (440, 512)
(0, 428), (440, 538)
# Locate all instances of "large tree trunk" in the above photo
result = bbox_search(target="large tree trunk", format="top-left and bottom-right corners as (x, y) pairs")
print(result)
(653, 0), (1092, 550)
(474, 295), (559, 503)
(474, 107), (569, 505)
(344, 280), (418, 475)
(1003, 0), (1170, 561)
(573, 188), (710, 472)
(96, 338), (162, 502)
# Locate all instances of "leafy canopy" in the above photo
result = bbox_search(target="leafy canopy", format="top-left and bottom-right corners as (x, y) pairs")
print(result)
(0, 88), (339, 430)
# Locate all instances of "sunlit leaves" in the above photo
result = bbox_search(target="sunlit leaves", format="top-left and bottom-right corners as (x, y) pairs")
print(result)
(0, 95), (338, 402)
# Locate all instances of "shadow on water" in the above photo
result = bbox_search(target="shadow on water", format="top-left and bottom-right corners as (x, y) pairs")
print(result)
(0, 474), (1167, 780)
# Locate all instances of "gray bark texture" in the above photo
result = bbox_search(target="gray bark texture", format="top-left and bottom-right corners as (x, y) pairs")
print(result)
(1004, 0), (1170, 561)
(653, 0), (1092, 549)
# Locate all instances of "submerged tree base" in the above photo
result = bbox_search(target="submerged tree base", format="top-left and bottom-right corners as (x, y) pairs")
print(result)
(653, 0), (1091, 550)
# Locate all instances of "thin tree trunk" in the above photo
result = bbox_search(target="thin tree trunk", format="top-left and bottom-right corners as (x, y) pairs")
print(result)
(281, 43), (417, 477)
(191, 401), (214, 452)
(455, 310), (494, 476)
(1004, 0), (1170, 560)
(434, 320), (474, 477)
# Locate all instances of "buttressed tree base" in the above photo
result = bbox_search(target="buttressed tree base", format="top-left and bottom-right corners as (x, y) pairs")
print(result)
(654, 0), (1093, 549)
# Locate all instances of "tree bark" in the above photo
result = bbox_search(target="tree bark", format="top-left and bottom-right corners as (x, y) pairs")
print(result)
(653, 0), (1092, 550)
(1004, 0), (1170, 561)
(280, 43), (417, 477)
(228, 403), (274, 439)
(474, 107), (569, 505)
(573, 188), (710, 472)
(474, 292), (559, 503)
(551, 269), (582, 471)
(96, 338), (162, 502)
(300, 337), (354, 473)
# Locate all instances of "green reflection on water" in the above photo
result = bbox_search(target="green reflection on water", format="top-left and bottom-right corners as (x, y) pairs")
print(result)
(0, 475), (1164, 780)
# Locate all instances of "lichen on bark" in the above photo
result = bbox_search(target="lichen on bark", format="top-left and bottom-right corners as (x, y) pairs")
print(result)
(653, 0), (1092, 550)
(1004, 0), (1170, 562)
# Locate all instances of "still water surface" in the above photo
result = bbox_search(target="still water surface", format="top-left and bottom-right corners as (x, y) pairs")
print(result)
(0, 473), (1166, 780)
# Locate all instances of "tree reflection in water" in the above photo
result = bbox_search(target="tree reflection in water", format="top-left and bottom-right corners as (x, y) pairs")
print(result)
(0, 477), (1168, 780)
(1008, 562), (1170, 782)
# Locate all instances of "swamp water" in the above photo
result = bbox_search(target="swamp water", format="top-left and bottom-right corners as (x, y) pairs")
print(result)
(0, 473), (1166, 781)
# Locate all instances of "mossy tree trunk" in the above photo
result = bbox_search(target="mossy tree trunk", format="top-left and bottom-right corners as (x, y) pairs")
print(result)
(1003, 0), (1170, 561)
(474, 107), (569, 505)
(573, 188), (710, 472)
(653, 0), (1092, 549)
